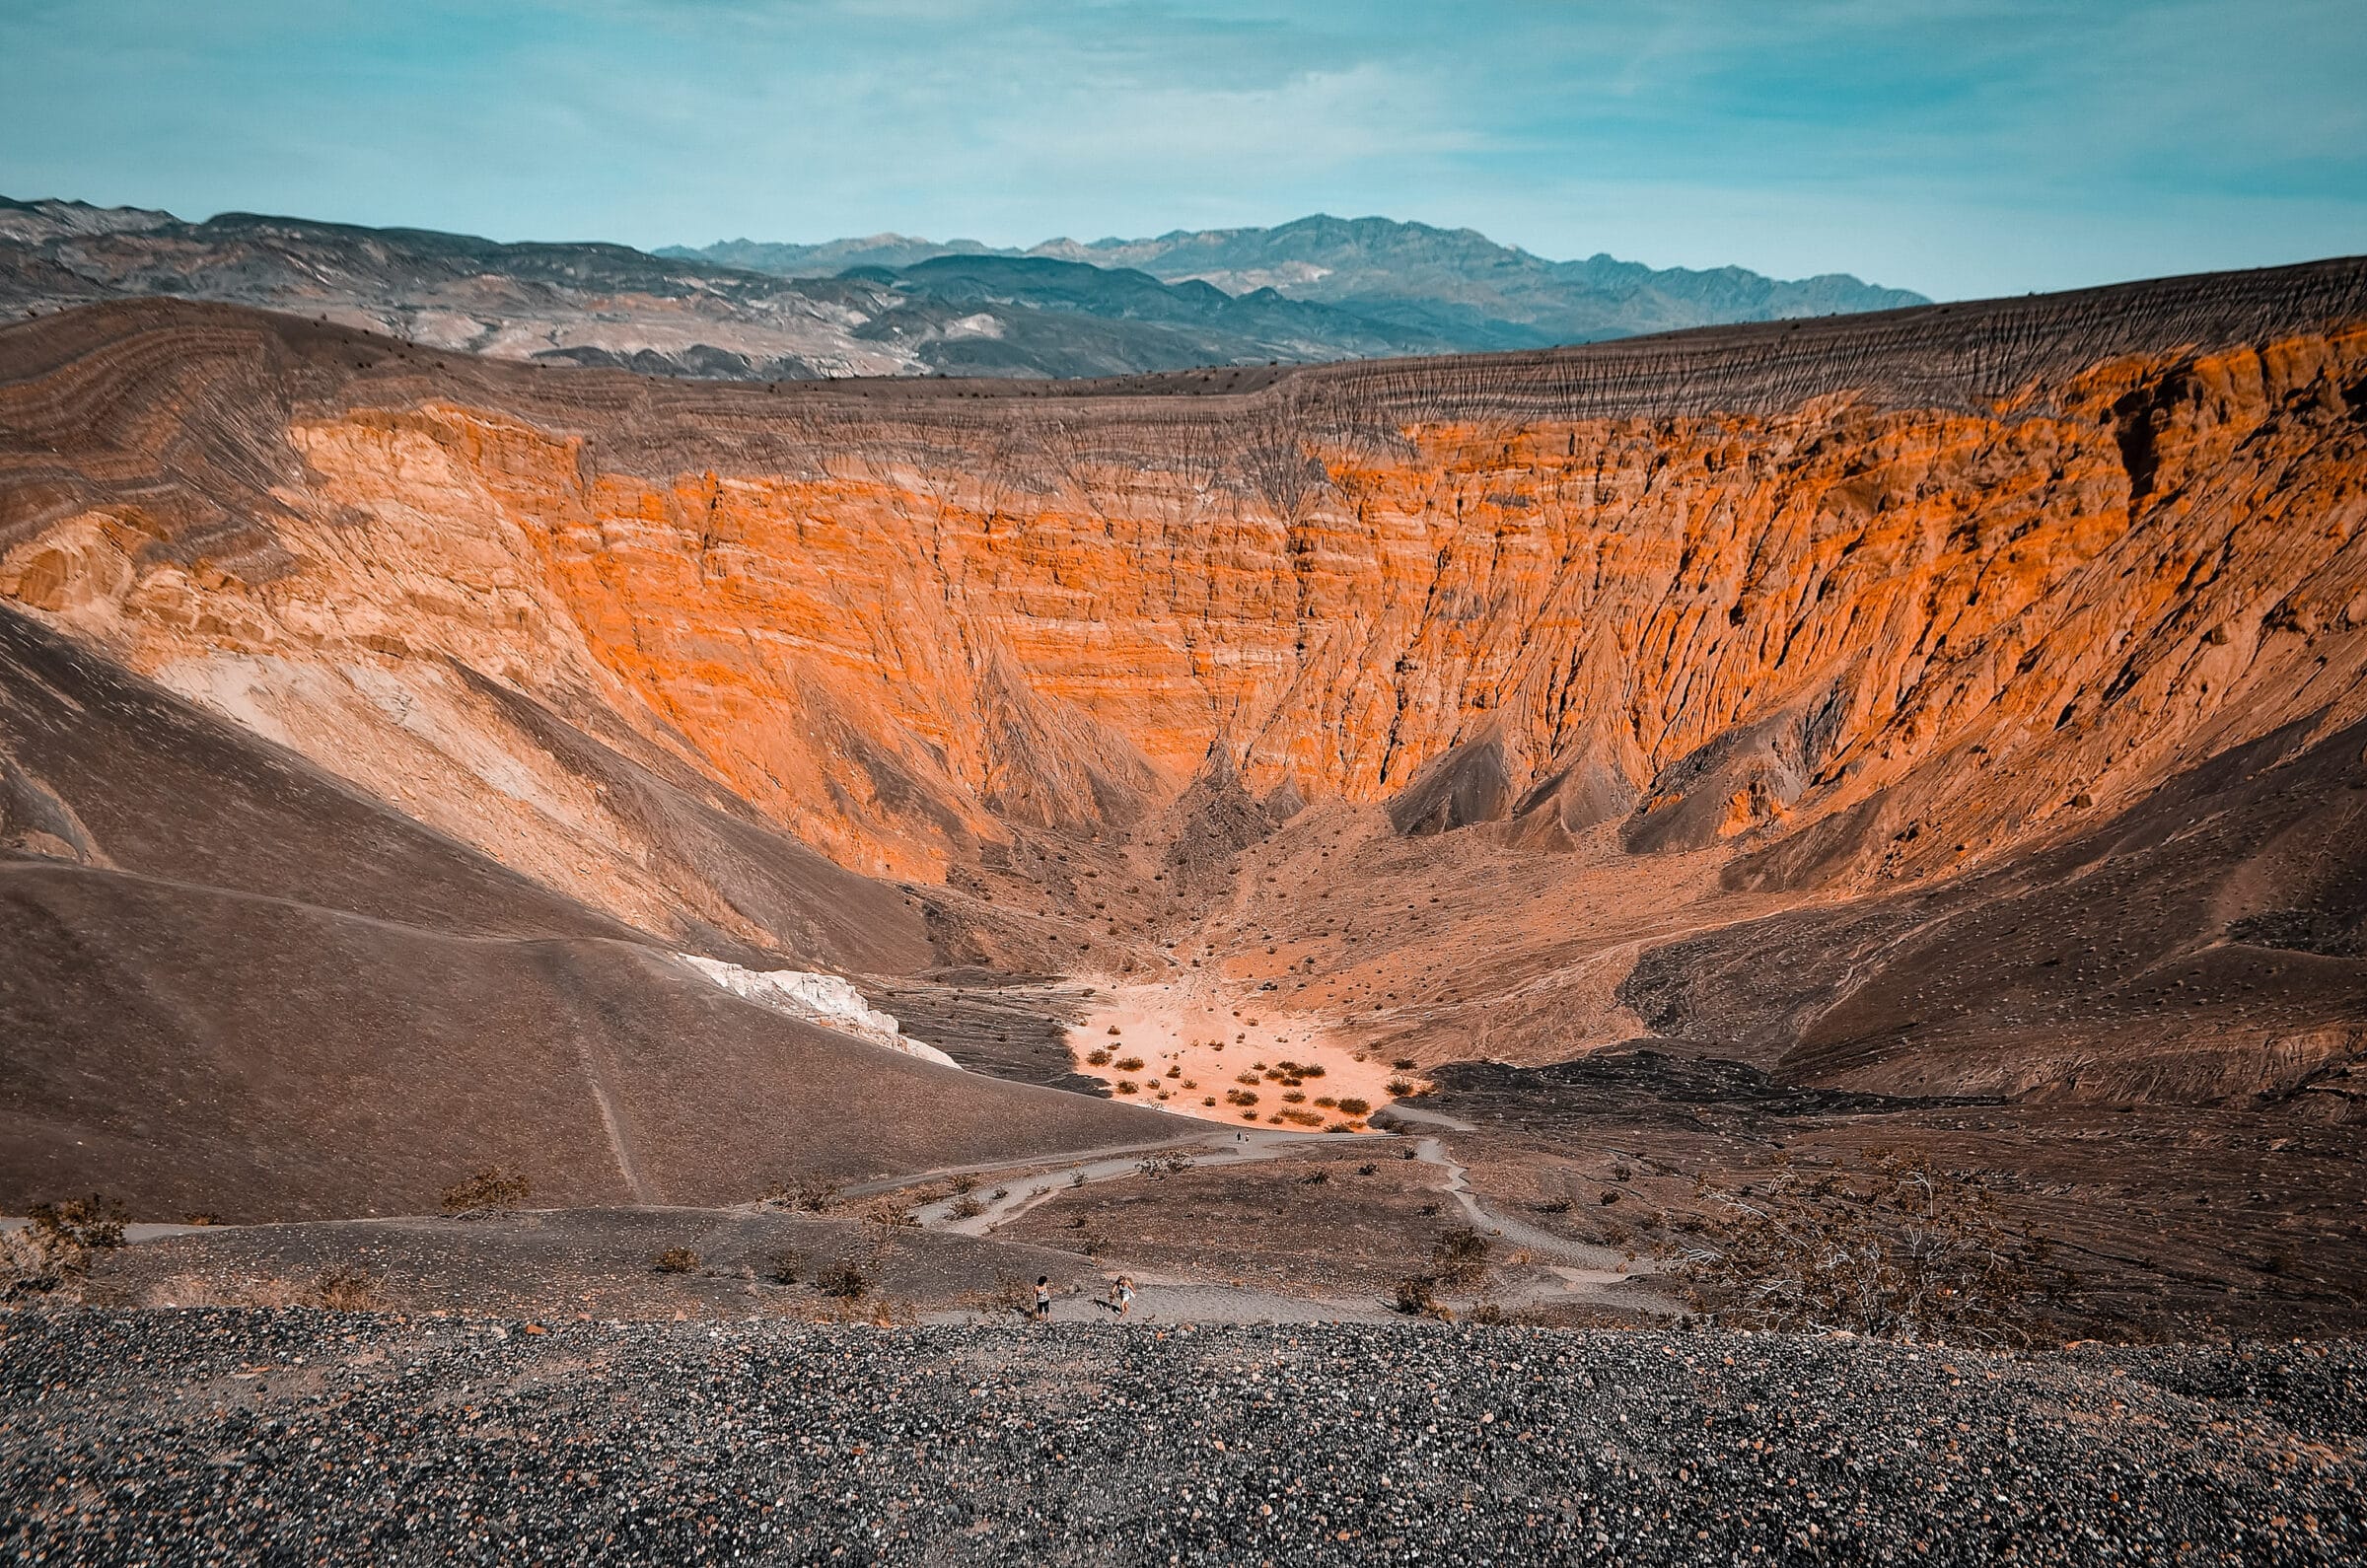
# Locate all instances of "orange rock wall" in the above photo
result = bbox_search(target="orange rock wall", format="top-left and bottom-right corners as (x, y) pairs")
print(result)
(6, 305), (2366, 906)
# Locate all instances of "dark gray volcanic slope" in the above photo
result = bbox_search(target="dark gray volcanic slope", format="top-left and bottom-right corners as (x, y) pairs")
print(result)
(1620, 712), (2367, 1104)
(5, 1310), (2361, 1565)
(0, 604), (1172, 1221)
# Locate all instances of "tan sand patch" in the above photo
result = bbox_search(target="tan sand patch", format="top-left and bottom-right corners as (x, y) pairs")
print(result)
(1066, 974), (1417, 1129)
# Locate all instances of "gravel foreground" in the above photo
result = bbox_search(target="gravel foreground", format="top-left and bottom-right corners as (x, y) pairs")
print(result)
(3, 1310), (2361, 1565)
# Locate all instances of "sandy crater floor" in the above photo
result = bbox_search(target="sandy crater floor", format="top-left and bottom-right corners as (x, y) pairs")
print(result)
(1065, 973), (1417, 1129)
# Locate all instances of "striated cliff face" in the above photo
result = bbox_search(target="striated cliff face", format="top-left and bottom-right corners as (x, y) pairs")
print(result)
(6, 268), (2366, 889)
(3, 260), (2365, 1184)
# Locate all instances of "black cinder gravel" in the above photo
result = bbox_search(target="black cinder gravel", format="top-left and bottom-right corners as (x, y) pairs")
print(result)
(3, 1308), (2360, 1565)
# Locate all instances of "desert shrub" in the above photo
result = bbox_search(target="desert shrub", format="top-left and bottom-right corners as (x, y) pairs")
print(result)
(1236, 1073), (1261, 1087)
(1202, 1097), (1218, 1106)
(1335, 1098), (1373, 1118)
(760, 1176), (844, 1213)
(441, 1167), (531, 1216)
(1086, 1048), (1114, 1067)
(1358, 1164), (1379, 1176)
(1392, 1274), (1438, 1316)
(1113, 1080), (1138, 1095)
(950, 1175), (976, 1195)
(30, 1195), (127, 1250)
(817, 1259), (871, 1299)
(312, 1266), (384, 1311)
(1116, 1056), (1146, 1073)
(1282, 1091), (1308, 1104)
(1280, 1109), (1326, 1127)
(1107, 1026), (1122, 1035)
(1431, 1227), (1492, 1288)
(1136, 1155), (1193, 1177)
(961, 1275), (1035, 1319)
(1299, 1064), (1327, 1079)
(1298, 1170), (1330, 1185)
(1399, 1146), (1418, 1161)
(1071, 1171), (1088, 1187)
(1386, 1079), (1414, 1097)
(950, 1194), (987, 1219)
(1393, 1058), (1417, 1072)
(1314, 1096), (1337, 1108)
(4, 1194), (129, 1300)
(1532, 1198), (1573, 1215)
(990, 1187), (1008, 1200)
(1658, 1149), (2072, 1346)
(652, 1247), (701, 1275)
(864, 1200), (917, 1229)
(1226, 1089), (1259, 1107)
(767, 1249), (804, 1285)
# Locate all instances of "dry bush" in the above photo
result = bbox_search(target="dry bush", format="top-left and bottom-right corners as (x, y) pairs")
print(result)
(760, 1176), (845, 1213)
(950, 1175), (977, 1195)
(1086, 1048), (1114, 1067)
(1658, 1149), (2073, 1347)
(312, 1266), (385, 1311)
(4, 1194), (129, 1299)
(959, 1275), (1035, 1320)
(1115, 1056), (1146, 1073)
(651, 1247), (701, 1275)
(1335, 1098), (1373, 1118)
(148, 1269), (386, 1310)
(1386, 1078), (1415, 1097)
(863, 1199), (917, 1229)
(817, 1258), (871, 1300)
(32, 1195), (128, 1249)
(440, 1167), (530, 1216)
(1135, 1155), (1193, 1177)
(950, 1194), (987, 1219)
(1431, 1227), (1492, 1288)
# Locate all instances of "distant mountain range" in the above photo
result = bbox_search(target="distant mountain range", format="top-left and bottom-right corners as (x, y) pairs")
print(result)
(666, 214), (1930, 351)
(2, 197), (1924, 381)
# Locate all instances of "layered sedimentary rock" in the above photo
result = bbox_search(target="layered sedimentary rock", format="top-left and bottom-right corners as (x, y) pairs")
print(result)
(3, 259), (2365, 1214)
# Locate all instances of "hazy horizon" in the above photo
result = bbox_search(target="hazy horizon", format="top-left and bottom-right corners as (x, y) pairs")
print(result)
(3, 1), (2363, 303)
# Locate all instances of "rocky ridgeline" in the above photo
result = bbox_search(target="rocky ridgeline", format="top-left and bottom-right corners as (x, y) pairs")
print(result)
(2, 1309), (2360, 1564)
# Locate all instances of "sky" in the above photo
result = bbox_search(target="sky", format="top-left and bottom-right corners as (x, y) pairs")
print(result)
(1, 0), (2362, 300)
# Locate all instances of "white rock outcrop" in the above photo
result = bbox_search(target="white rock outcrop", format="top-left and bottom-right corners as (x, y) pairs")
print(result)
(674, 955), (960, 1069)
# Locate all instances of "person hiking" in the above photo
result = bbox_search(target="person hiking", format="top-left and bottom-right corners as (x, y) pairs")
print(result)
(1033, 1275), (1052, 1321)
(1114, 1275), (1137, 1320)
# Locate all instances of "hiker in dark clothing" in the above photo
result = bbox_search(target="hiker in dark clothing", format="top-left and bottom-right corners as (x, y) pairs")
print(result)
(1034, 1275), (1052, 1320)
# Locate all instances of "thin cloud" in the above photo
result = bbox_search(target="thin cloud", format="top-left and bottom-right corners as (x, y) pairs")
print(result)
(0, 0), (2358, 297)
